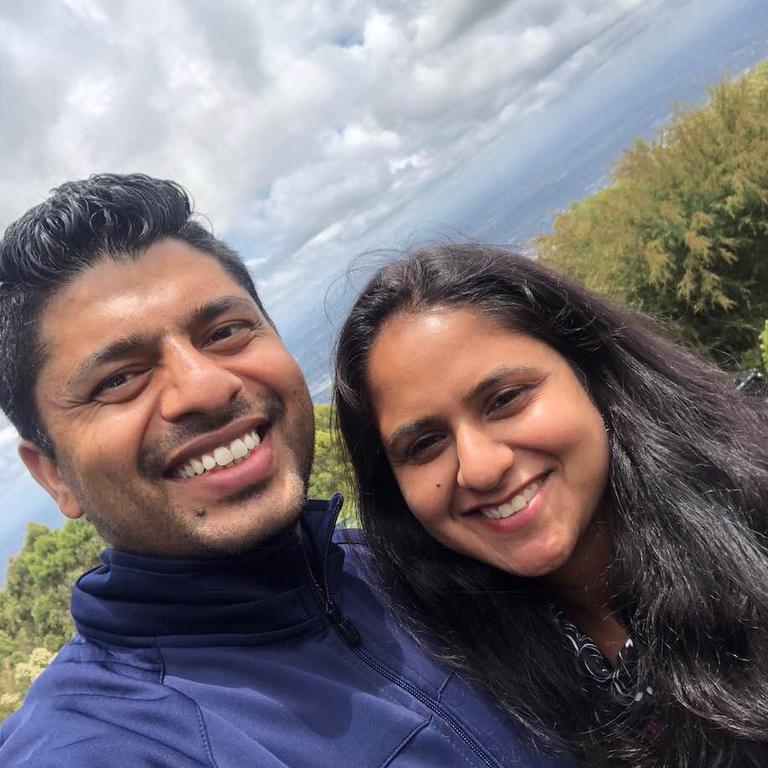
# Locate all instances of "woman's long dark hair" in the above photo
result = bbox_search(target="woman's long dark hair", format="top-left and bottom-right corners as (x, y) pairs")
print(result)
(334, 244), (768, 767)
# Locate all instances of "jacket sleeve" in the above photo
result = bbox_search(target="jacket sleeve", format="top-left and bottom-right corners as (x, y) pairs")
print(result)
(0, 684), (216, 767)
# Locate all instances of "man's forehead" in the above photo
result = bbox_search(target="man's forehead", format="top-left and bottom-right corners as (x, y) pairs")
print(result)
(37, 244), (255, 375)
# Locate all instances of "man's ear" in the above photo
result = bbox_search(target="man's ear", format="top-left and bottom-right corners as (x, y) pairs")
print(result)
(18, 441), (83, 520)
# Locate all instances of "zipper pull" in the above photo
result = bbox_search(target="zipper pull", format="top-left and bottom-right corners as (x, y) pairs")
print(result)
(299, 535), (361, 647)
(326, 600), (361, 647)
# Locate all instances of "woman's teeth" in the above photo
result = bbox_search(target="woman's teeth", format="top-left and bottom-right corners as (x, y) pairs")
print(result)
(175, 430), (261, 478)
(481, 477), (543, 520)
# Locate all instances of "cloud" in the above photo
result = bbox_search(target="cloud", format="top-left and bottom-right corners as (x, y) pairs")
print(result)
(0, 0), (676, 324)
(0, 421), (18, 451)
(0, 417), (26, 486)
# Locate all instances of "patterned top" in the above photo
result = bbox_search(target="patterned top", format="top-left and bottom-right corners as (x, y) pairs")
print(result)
(549, 605), (654, 709)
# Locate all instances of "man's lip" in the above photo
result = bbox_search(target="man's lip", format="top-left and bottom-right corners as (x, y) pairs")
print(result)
(163, 418), (270, 475)
(464, 471), (550, 515)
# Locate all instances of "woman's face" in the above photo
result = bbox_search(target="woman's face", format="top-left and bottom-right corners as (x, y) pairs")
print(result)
(367, 308), (610, 579)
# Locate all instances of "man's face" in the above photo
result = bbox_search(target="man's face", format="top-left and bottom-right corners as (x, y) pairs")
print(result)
(25, 239), (314, 556)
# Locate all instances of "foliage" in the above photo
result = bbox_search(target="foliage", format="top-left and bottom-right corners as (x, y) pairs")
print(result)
(0, 520), (104, 659)
(539, 60), (768, 367)
(0, 519), (103, 723)
(0, 648), (54, 722)
(308, 403), (358, 525)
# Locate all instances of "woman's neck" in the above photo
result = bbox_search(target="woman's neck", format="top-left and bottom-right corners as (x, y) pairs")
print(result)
(546, 517), (629, 663)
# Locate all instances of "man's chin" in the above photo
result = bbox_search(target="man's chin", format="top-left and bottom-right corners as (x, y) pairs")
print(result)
(219, 476), (272, 505)
(189, 474), (308, 557)
(193, 518), (301, 558)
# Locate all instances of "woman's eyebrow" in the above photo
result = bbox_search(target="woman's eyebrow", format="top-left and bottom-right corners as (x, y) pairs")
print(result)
(385, 418), (436, 452)
(462, 365), (538, 404)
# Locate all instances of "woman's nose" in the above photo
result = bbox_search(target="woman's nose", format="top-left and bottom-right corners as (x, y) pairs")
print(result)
(455, 426), (514, 493)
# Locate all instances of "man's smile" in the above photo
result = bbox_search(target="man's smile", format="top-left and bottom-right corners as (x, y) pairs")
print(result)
(166, 426), (275, 500)
(164, 420), (271, 478)
(173, 427), (263, 478)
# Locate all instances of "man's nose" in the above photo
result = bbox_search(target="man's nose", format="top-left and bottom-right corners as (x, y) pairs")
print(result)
(158, 341), (244, 421)
(455, 426), (514, 493)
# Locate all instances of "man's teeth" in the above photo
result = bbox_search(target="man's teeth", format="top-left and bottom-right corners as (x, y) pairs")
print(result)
(481, 478), (543, 520)
(176, 431), (261, 478)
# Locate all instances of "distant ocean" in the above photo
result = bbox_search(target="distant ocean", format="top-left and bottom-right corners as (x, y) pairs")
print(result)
(280, 0), (768, 401)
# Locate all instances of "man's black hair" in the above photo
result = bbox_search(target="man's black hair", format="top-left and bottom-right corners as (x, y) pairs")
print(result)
(0, 173), (269, 457)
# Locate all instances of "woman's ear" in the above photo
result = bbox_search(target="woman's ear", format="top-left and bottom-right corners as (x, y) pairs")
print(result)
(18, 441), (83, 520)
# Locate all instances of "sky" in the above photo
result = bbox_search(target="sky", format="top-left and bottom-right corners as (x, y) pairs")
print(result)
(1, 0), (701, 321)
(1, 0), (767, 577)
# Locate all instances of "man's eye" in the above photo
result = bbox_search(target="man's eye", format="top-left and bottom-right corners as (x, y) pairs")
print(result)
(95, 372), (130, 395)
(205, 322), (254, 346)
(91, 369), (148, 401)
(489, 387), (528, 413)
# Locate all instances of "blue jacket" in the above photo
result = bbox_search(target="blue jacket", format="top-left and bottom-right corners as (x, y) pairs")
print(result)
(0, 497), (573, 767)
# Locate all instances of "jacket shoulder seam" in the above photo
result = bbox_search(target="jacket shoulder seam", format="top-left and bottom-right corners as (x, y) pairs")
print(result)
(193, 700), (219, 768)
(380, 714), (432, 768)
(155, 644), (217, 768)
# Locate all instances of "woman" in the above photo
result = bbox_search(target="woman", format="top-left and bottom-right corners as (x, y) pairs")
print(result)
(333, 244), (768, 767)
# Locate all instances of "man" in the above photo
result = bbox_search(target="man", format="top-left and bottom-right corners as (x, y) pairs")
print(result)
(0, 174), (570, 767)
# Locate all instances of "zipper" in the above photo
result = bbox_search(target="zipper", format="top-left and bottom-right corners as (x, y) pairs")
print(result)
(350, 644), (504, 768)
(301, 500), (504, 768)
(300, 519), (361, 646)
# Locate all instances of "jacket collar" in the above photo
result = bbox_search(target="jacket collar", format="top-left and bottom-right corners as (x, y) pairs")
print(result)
(71, 496), (345, 647)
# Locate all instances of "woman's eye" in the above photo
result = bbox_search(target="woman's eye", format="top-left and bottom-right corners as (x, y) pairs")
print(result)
(403, 434), (444, 462)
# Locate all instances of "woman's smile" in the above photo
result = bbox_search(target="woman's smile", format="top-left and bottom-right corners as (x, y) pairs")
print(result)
(468, 470), (549, 532)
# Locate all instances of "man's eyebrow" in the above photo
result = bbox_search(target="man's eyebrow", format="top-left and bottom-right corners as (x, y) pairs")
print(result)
(384, 365), (538, 451)
(68, 295), (257, 387)
(190, 296), (256, 327)
(68, 333), (154, 388)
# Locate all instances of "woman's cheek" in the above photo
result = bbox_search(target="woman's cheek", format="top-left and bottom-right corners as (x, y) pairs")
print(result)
(397, 467), (449, 524)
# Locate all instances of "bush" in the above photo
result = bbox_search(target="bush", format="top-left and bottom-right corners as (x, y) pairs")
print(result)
(539, 60), (768, 368)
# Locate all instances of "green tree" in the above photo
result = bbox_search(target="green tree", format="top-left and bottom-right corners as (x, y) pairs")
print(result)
(1, 520), (104, 658)
(0, 520), (103, 723)
(0, 647), (54, 721)
(308, 404), (358, 525)
(539, 60), (768, 367)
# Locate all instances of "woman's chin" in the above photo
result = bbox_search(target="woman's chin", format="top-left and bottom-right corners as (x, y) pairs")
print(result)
(486, 542), (575, 580)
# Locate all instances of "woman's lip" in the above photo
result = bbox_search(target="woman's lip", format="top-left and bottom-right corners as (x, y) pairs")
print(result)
(472, 473), (548, 533)
(464, 471), (550, 516)
(166, 429), (274, 497)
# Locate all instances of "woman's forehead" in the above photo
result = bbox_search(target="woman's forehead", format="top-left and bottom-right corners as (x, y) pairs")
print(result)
(367, 309), (561, 419)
